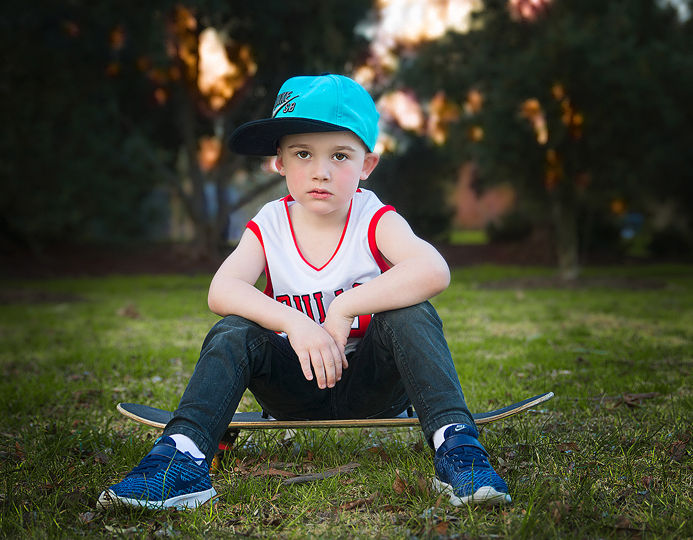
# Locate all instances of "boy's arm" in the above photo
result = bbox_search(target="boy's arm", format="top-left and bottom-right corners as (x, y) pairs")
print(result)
(323, 211), (450, 350)
(208, 228), (346, 389)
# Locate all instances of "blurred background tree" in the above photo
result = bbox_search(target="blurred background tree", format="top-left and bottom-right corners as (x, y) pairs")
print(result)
(2, 0), (371, 258)
(2, 3), (160, 249)
(3, 0), (691, 274)
(392, 0), (693, 277)
(368, 134), (457, 242)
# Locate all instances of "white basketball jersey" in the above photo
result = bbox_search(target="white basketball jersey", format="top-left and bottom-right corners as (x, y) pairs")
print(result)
(247, 188), (394, 352)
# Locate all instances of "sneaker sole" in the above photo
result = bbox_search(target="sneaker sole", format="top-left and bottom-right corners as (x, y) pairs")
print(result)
(431, 478), (512, 506)
(97, 487), (217, 510)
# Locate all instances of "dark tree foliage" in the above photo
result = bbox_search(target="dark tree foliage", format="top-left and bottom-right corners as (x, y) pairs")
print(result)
(1, 0), (373, 253)
(395, 0), (693, 274)
(1, 3), (165, 248)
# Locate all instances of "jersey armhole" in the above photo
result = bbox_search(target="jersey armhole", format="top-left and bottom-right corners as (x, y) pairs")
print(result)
(246, 220), (273, 297)
(367, 205), (396, 272)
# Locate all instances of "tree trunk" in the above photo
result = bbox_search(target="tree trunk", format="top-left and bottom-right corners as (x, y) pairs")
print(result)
(190, 150), (285, 260)
(549, 188), (580, 280)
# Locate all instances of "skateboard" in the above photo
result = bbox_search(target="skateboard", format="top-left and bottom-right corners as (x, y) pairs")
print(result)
(117, 391), (554, 449)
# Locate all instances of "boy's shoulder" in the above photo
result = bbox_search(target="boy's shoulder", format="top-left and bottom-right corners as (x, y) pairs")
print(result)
(258, 195), (288, 211)
(353, 188), (389, 211)
(249, 197), (286, 230)
(353, 187), (377, 200)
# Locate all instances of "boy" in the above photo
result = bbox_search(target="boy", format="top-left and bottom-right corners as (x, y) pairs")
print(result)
(98, 74), (510, 510)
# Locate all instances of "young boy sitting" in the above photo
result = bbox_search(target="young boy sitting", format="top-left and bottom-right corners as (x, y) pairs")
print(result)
(98, 74), (510, 510)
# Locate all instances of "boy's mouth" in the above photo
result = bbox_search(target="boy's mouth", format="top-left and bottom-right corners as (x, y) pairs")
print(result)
(308, 189), (332, 199)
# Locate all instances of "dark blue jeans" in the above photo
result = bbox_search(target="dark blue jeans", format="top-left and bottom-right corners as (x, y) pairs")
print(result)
(163, 301), (475, 464)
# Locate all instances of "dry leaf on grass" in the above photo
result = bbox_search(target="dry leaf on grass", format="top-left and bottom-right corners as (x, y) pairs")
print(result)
(415, 471), (430, 496)
(14, 441), (25, 461)
(617, 392), (660, 407)
(556, 442), (580, 453)
(548, 501), (571, 523)
(93, 451), (110, 465)
(116, 303), (141, 319)
(640, 475), (655, 489)
(367, 446), (391, 462)
(434, 521), (450, 535)
(393, 469), (413, 495)
(614, 515), (641, 531)
(410, 440), (425, 452)
(668, 433), (690, 462)
(251, 466), (296, 478)
(337, 492), (378, 511)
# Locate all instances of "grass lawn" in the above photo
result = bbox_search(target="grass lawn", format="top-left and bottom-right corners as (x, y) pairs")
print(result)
(1, 265), (691, 538)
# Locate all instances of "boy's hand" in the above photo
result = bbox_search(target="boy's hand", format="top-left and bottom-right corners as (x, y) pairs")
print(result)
(323, 308), (353, 367)
(285, 315), (344, 389)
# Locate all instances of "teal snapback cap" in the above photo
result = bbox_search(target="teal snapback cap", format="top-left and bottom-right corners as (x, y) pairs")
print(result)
(228, 74), (379, 156)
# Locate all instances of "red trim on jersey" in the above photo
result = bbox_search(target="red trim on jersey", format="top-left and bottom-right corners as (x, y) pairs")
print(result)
(367, 205), (396, 272)
(283, 196), (353, 272)
(247, 219), (262, 243)
(246, 220), (273, 297)
(349, 314), (372, 338)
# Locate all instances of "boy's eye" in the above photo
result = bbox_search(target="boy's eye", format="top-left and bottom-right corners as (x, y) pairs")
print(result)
(333, 152), (348, 161)
(296, 150), (311, 159)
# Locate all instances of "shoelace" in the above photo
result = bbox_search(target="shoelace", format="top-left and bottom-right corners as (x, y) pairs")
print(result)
(127, 453), (175, 478)
(446, 446), (490, 473)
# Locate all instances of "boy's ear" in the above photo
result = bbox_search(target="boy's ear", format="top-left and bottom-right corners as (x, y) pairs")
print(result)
(360, 152), (380, 181)
(275, 148), (286, 176)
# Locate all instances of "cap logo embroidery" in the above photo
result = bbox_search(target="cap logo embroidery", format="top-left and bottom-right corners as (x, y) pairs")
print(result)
(272, 91), (298, 117)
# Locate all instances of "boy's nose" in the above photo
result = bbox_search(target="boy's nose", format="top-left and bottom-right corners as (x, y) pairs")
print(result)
(311, 156), (331, 181)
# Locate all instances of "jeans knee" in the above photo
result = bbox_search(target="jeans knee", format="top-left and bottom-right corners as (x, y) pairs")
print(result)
(374, 301), (442, 329)
(203, 315), (265, 350)
(215, 314), (258, 331)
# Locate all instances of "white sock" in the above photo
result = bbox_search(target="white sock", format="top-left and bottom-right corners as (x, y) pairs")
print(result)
(433, 423), (456, 450)
(169, 434), (206, 463)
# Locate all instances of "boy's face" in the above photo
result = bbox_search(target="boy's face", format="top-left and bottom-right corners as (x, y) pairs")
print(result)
(276, 131), (379, 218)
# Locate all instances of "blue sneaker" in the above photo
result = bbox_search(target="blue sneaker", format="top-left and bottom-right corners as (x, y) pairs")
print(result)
(432, 424), (511, 506)
(98, 436), (216, 510)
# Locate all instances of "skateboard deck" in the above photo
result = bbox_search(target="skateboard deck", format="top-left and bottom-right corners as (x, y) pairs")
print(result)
(117, 391), (553, 431)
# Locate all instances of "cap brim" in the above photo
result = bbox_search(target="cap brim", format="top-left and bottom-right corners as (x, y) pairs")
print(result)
(228, 118), (348, 156)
